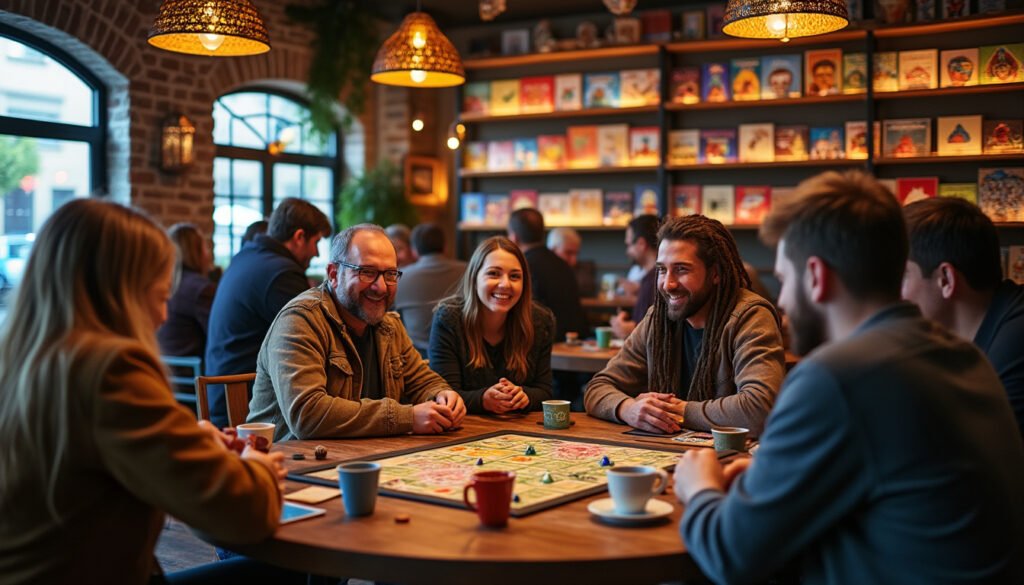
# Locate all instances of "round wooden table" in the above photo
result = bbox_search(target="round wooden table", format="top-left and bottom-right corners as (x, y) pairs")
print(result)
(201, 413), (704, 585)
(550, 341), (620, 373)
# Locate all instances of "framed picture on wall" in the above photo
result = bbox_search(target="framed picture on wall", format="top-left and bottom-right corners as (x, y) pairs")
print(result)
(405, 155), (444, 206)
(501, 29), (530, 55)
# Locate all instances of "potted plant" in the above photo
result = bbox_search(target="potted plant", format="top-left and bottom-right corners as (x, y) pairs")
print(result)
(336, 160), (419, 229)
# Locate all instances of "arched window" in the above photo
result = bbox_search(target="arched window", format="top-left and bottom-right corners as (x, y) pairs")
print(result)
(0, 24), (105, 309)
(213, 90), (340, 276)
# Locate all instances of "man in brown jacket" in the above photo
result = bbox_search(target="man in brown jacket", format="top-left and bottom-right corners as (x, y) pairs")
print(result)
(585, 215), (785, 436)
(248, 224), (466, 440)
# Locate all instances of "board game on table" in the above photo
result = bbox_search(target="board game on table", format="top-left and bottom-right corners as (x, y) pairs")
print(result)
(289, 431), (684, 516)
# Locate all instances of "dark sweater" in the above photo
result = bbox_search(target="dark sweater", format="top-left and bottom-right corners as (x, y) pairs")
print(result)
(974, 279), (1024, 439)
(157, 268), (216, 359)
(428, 298), (555, 414)
(681, 303), (1024, 585)
(524, 246), (589, 339)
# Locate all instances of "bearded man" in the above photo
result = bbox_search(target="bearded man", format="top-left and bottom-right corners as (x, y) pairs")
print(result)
(247, 224), (465, 440)
(584, 215), (785, 436)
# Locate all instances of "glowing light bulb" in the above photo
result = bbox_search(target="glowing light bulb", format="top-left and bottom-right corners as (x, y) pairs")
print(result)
(766, 14), (788, 34)
(199, 33), (225, 51)
(781, 37), (790, 43)
(411, 118), (425, 132)
(411, 30), (427, 50)
(410, 69), (427, 83)
(447, 136), (461, 150)
(278, 127), (297, 144)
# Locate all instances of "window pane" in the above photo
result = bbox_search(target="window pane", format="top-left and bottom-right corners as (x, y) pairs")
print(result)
(212, 196), (263, 267)
(303, 166), (333, 200)
(0, 37), (94, 126)
(230, 117), (265, 150)
(273, 163), (301, 200)
(231, 159), (262, 197)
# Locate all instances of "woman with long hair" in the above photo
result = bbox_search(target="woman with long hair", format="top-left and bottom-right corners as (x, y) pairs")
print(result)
(429, 236), (554, 414)
(0, 200), (284, 584)
(157, 223), (217, 360)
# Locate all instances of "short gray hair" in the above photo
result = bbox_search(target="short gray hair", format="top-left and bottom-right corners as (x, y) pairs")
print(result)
(330, 223), (387, 263)
(546, 226), (581, 250)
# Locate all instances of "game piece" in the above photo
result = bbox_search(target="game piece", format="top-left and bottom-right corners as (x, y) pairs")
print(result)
(476, 458), (484, 466)
(541, 472), (553, 484)
(513, 494), (521, 503)
(314, 445), (328, 460)
(394, 514), (411, 523)
(599, 455), (613, 467)
(524, 445), (537, 456)
(291, 453), (306, 460)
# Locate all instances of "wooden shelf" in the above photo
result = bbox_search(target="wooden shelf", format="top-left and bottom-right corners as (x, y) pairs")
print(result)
(665, 29), (866, 53)
(667, 159), (865, 171)
(874, 82), (1024, 100)
(464, 44), (659, 70)
(458, 223), (627, 232)
(875, 153), (1024, 165)
(873, 12), (1024, 37)
(460, 165), (660, 178)
(461, 105), (659, 123)
(665, 93), (864, 111)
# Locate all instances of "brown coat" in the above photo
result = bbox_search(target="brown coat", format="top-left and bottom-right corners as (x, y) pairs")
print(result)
(585, 289), (785, 435)
(0, 338), (280, 584)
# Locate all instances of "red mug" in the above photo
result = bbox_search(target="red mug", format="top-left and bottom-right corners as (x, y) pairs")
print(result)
(463, 470), (516, 527)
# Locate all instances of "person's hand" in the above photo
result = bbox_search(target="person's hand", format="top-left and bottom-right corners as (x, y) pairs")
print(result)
(618, 393), (686, 434)
(242, 448), (287, 493)
(721, 456), (753, 489)
(673, 449), (725, 505)
(483, 382), (517, 413)
(498, 377), (530, 411)
(197, 419), (230, 451)
(434, 390), (466, 426)
(412, 401), (454, 434)
(609, 310), (635, 339)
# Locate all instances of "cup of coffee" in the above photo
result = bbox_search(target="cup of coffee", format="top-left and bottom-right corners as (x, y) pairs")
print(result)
(595, 326), (613, 349)
(565, 331), (580, 346)
(336, 461), (382, 517)
(235, 422), (275, 451)
(606, 465), (668, 515)
(542, 399), (571, 430)
(463, 470), (516, 527)
(711, 427), (749, 453)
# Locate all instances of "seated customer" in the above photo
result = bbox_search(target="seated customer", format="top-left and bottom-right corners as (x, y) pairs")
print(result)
(158, 223), (217, 360)
(585, 215), (785, 436)
(547, 226), (597, 297)
(430, 236), (555, 414)
(675, 170), (1024, 584)
(0, 200), (284, 584)
(902, 197), (1024, 438)
(610, 214), (659, 339)
(247, 223), (466, 440)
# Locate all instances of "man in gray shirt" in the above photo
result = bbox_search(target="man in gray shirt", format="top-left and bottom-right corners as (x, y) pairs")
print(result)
(392, 223), (466, 357)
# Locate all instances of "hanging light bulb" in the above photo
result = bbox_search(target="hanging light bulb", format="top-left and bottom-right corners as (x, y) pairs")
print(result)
(411, 116), (425, 132)
(410, 69), (428, 84)
(199, 33), (225, 51)
(722, 0), (848, 42)
(446, 121), (466, 150)
(149, 0), (271, 56)
(372, 10), (465, 88)
(447, 135), (461, 150)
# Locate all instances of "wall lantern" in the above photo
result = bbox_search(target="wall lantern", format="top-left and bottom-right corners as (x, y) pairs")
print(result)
(161, 114), (196, 173)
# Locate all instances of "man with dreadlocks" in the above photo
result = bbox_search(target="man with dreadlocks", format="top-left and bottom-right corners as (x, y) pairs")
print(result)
(584, 215), (785, 435)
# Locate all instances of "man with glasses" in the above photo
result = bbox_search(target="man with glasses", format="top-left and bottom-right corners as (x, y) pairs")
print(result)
(247, 224), (466, 440)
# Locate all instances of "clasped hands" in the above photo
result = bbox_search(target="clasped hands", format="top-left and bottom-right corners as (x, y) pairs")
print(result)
(618, 391), (687, 434)
(482, 377), (530, 414)
(413, 390), (467, 434)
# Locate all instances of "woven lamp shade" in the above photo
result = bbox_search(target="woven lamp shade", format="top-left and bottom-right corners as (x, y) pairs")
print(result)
(723, 0), (848, 41)
(148, 0), (270, 57)
(371, 12), (465, 88)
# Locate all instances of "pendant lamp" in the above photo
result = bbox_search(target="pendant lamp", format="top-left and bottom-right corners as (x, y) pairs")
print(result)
(148, 0), (271, 57)
(371, 11), (465, 88)
(722, 0), (849, 42)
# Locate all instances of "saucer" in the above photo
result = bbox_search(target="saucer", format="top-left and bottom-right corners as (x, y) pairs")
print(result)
(587, 497), (673, 526)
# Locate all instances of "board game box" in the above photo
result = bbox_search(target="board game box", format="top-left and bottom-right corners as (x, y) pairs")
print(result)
(290, 432), (684, 516)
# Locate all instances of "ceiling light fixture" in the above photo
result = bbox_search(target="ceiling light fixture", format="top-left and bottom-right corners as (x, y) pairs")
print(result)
(371, 4), (465, 88)
(148, 0), (271, 56)
(722, 0), (849, 43)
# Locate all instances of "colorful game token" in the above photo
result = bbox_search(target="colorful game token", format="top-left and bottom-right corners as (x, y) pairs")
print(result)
(513, 494), (521, 503)
(524, 445), (537, 456)
(599, 455), (613, 467)
(541, 472), (553, 484)
(314, 445), (328, 460)
(291, 453), (306, 460)
(394, 514), (411, 524)
(476, 458), (484, 466)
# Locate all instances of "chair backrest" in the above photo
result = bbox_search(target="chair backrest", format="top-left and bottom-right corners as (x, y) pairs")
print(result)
(162, 355), (202, 406)
(195, 373), (256, 427)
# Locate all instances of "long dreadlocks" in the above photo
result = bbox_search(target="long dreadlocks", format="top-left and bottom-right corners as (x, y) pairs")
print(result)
(649, 215), (751, 402)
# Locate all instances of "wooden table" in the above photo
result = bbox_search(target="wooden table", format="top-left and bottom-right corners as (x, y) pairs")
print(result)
(550, 341), (620, 373)
(201, 414), (704, 585)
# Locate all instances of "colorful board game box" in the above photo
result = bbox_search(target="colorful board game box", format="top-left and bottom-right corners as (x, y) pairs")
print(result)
(760, 54), (802, 99)
(917, 0), (937, 20)
(584, 72), (620, 108)
(641, 10), (673, 42)
(730, 57), (761, 101)
(899, 49), (938, 90)
(490, 79), (520, 116)
(702, 185), (735, 224)
(567, 126), (599, 168)
(520, 76), (555, 114)
(672, 185), (701, 216)
(738, 123), (774, 163)
(809, 126), (845, 160)
(940, 48), (979, 87)
(942, 0), (970, 19)
(883, 118), (932, 158)
(464, 141), (488, 171)
(806, 48), (842, 96)
(619, 68), (661, 107)
(485, 194), (510, 225)
(979, 44), (1024, 84)
(979, 167), (1024, 222)
(509, 189), (539, 210)
(701, 129), (737, 163)
(569, 189), (604, 225)
(702, 62), (730, 102)
(938, 183), (978, 204)
(629, 126), (660, 166)
(461, 193), (486, 224)
(670, 67), (701, 105)
(682, 10), (705, 40)
(982, 120), (1024, 153)
(634, 184), (661, 216)
(603, 191), (634, 225)
(668, 129), (700, 165)
(843, 53), (867, 94)
(538, 193), (570, 225)
(555, 74), (583, 111)
(734, 186), (772, 224)
(487, 140), (516, 171)
(845, 121), (869, 159)
(774, 125), (809, 161)
(463, 82), (490, 114)
(513, 138), (539, 170)
(874, 52), (899, 92)
(597, 124), (629, 167)
(706, 4), (726, 39)
(537, 135), (567, 169)
(936, 115), (982, 156)
(897, 177), (939, 205)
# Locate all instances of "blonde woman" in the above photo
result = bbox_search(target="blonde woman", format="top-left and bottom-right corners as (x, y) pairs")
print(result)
(429, 236), (555, 414)
(157, 222), (217, 359)
(0, 200), (285, 584)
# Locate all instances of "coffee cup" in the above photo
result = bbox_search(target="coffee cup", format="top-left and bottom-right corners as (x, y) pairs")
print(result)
(542, 399), (571, 430)
(565, 331), (580, 346)
(235, 422), (275, 450)
(595, 326), (613, 349)
(606, 465), (668, 515)
(711, 427), (749, 453)
(463, 470), (516, 527)
(336, 461), (382, 517)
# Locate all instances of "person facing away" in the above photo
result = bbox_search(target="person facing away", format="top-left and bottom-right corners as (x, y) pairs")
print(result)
(391, 223), (467, 357)
(547, 226), (598, 297)
(674, 170), (1024, 585)
(585, 215), (785, 436)
(507, 207), (589, 340)
(902, 197), (1024, 439)
(247, 223), (466, 440)
(204, 197), (331, 427)
(609, 214), (660, 340)
(385, 223), (417, 267)
(429, 236), (555, 415)
(157, 223), (218, 361)
(0, 200), (285, 584)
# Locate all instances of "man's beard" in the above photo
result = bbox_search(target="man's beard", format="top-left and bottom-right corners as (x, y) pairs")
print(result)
(788, 280), (826, 355)
(336, 285), (390, 326)
(663, 282), (714, 322)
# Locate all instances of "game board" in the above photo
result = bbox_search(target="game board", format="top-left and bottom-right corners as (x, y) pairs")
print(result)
(289, 431), (684, 516)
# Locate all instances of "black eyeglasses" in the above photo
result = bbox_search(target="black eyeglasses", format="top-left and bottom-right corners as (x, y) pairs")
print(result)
(339, 262), (402, 284)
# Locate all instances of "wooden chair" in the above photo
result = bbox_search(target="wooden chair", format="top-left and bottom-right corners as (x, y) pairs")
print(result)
(195, 373), (256, 427)
(162, 355), (202, 408)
